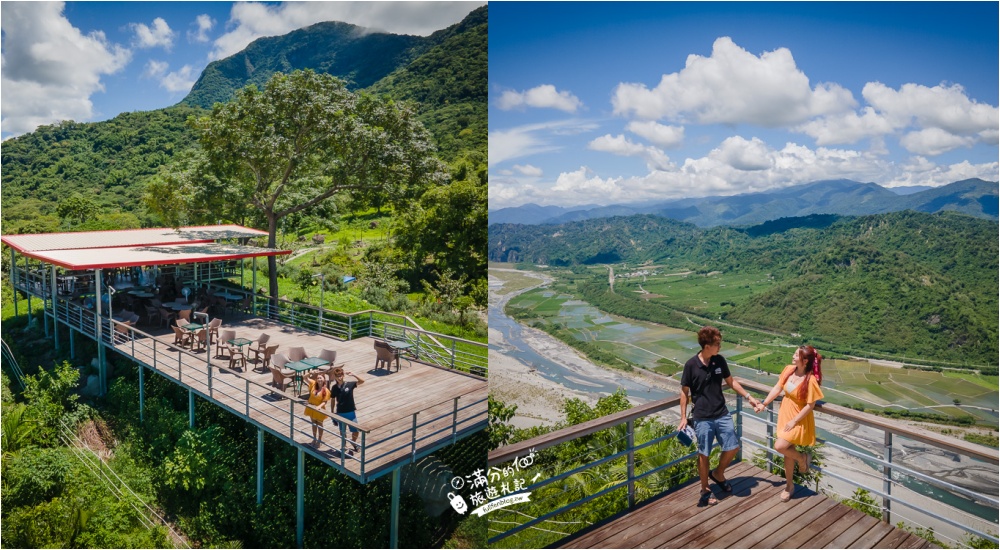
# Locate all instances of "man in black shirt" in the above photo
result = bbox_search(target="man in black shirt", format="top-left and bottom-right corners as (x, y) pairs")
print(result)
(330, 366), (365, 456)
(679, 326), (760, 506)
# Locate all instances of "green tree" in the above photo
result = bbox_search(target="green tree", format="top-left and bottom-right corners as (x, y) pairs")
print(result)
(56, 193), (99, 225)
(488, 396), (518, 450)
(174, 69), (445, 304)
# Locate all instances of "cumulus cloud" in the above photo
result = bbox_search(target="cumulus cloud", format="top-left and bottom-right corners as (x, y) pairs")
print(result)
(131, 17), (174, 50)
(899, 128), (977, 157)
(709, 136), (772, 171)
(160, 65), (197, 93)
(625, 120), (684, 148)
(612, 37), (856, 126)
(210, 1), (482, 60)
(1, 2), (131, 137)
(488, 119), (599, 167)
(497, 85), (583, 113)
(513, 164), (543, 177)
(588, 134), (672, 171)
(796, 107), (894, 146)
(887, 157), (999, 188)
(863, 82), (999, 136)
(143, 60), (169, 78)
(188, 14), (215, 43)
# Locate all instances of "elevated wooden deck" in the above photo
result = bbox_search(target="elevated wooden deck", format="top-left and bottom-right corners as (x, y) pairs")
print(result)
(108, 312), (487, 482)
(557, 462), (935, 549)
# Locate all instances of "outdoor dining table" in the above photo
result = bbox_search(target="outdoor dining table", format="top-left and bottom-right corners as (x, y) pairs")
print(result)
(227, 337), (254, 353)
(216, 292), (243, 301)
(161, 302), (190, 311)
(286, 357), (331, 394)
(388, 340), (417, 364)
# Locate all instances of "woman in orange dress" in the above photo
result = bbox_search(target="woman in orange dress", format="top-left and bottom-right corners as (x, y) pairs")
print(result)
(305, 373), (331, 446)
(759, 345), (824, 502)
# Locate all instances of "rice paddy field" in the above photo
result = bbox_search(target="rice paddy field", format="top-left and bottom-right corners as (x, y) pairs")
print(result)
(499, 267), (999, 425)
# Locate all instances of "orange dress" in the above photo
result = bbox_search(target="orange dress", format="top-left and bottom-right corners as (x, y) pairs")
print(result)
(776, 364), (824, 446)
(306, 379), (330, 423)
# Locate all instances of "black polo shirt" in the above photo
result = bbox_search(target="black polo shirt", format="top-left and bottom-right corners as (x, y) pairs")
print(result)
(330, 381), (358, 414)
(680, 353), (731, 420)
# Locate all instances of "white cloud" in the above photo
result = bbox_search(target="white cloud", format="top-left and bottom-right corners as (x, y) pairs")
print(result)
(131, 17), (174, 50)
(210, 2), (483, 60)
(513, 164), (543, 177)
(588, 134), (672, 171)
(188, 14), (215, 43)
(863, 82), (999, 136)
(160, 65), (198, 93)
(612, 36), (856, 126)
(488, 119), (599, 167)
(1, 2), (131, 137)
(497, 85), (583, 113)
(709, 136), (772, 171)
(796, 107), (894, 146)
(144, 60), (168, 78)
(887, 157), (999, 188)
(899, 128), (977, 156)
(625, 121), (684, 148)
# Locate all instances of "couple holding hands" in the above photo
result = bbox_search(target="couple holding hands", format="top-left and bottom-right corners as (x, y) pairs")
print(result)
(678, 326), (824, 506)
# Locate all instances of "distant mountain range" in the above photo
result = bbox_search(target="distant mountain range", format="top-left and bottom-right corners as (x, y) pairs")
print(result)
(488, 178), (998, 227)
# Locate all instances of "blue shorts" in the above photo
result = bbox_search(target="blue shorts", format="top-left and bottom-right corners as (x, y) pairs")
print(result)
(694, 414), (739, 457)
(334, 410), (359, 433)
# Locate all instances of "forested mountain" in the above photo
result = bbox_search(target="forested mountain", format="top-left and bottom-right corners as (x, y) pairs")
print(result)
(0, 6), (486, 233)
(488, 178), (999, 227)
(490, 210), (999, 363)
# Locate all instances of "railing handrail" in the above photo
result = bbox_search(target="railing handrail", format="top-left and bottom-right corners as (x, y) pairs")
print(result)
(738, 379), (999, 464)
(488, 396), (681, 466)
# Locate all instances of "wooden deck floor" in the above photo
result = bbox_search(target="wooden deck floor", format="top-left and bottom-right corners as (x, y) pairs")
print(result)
(556, 461), (935, 549)
(111, 313), (487, 482)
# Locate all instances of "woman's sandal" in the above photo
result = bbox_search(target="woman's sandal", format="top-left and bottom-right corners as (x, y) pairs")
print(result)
(699, 490), (719, 506)
(779, 489), (792, 503)
(708, 471), (733, 492)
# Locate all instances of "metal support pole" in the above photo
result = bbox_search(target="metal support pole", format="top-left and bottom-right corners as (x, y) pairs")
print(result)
(95, 268), (107, 396)
(51, 265), (59, 351)
(390, 467), (401, 549)
(627, 419), (636, 509)
(735, 395), (743, 463)
(882, 432), (892, 524)
(766, 400), (775, 469)
(189, 390), (195, 429)
(139, 365), (145, 423)
(252, 257), (257, 316)
(10, 249), (18, 319)
(70, 329), (75, 359)
(43, 261), (49, 339)
(297, 448), (305, 549)
(257, 429), (265, 506)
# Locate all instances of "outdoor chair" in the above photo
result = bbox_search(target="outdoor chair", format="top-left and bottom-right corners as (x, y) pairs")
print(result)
(207, 318), (223, 342)
(129, 313), (141, 325)
(178, 309), (192, 324)
(171, 325), (191, 348)
(227, 341), (247, 371)
(269, 354), (295, 394)
(193, 306), (210, 324)
(252, 344), (280, 372)
(190, 329), (208, 353)
(374, 340), (400, 372)
(288, 346), (307, 363)
(114, 320), (134, 344)
(251, 333), (271, 356)
(159, 308), (177, 327)
(216, 329), (236, 359)
(145, 305), (162, 326)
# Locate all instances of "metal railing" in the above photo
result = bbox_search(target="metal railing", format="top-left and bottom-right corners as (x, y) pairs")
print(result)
(211, 285), (488, 377)
(739, 379), (999, 548)
(48, 297), (487, 483)
(487, 385), (999, 549)
(1, 338), (26, 389)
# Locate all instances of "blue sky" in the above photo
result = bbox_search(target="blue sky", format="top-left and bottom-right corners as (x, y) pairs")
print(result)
(1, 1), (482, 139)
(488, 2), (1000, 209)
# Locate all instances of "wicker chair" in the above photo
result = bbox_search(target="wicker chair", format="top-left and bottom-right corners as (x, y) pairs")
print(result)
(171, 325), (191, 348)
(251, 344), (279, 371)
(216, 329), (235, 359)
(288, 346), (307, 363)
(269, 354), (295, 394)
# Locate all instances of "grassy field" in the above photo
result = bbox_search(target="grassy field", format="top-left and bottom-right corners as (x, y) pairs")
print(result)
(498, 267), (999, 425)
(489, 268), (547, 295)
(618, 269), (777, 319)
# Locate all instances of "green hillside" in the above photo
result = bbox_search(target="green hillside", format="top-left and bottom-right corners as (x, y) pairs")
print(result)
(489, 210), (999, 364)
(0, 7), (486, 233)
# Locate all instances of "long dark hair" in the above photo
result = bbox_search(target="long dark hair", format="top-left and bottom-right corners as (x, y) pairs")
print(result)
(797, 345), (822, 401)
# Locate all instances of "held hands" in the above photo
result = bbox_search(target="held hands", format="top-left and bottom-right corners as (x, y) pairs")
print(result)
(752, 401), (766, 413)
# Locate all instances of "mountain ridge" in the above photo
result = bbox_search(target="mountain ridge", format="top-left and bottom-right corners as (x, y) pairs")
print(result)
(488, 178), (999, 227)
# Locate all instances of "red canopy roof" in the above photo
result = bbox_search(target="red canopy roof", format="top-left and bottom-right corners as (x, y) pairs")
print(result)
(1, 225), (288, 270)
